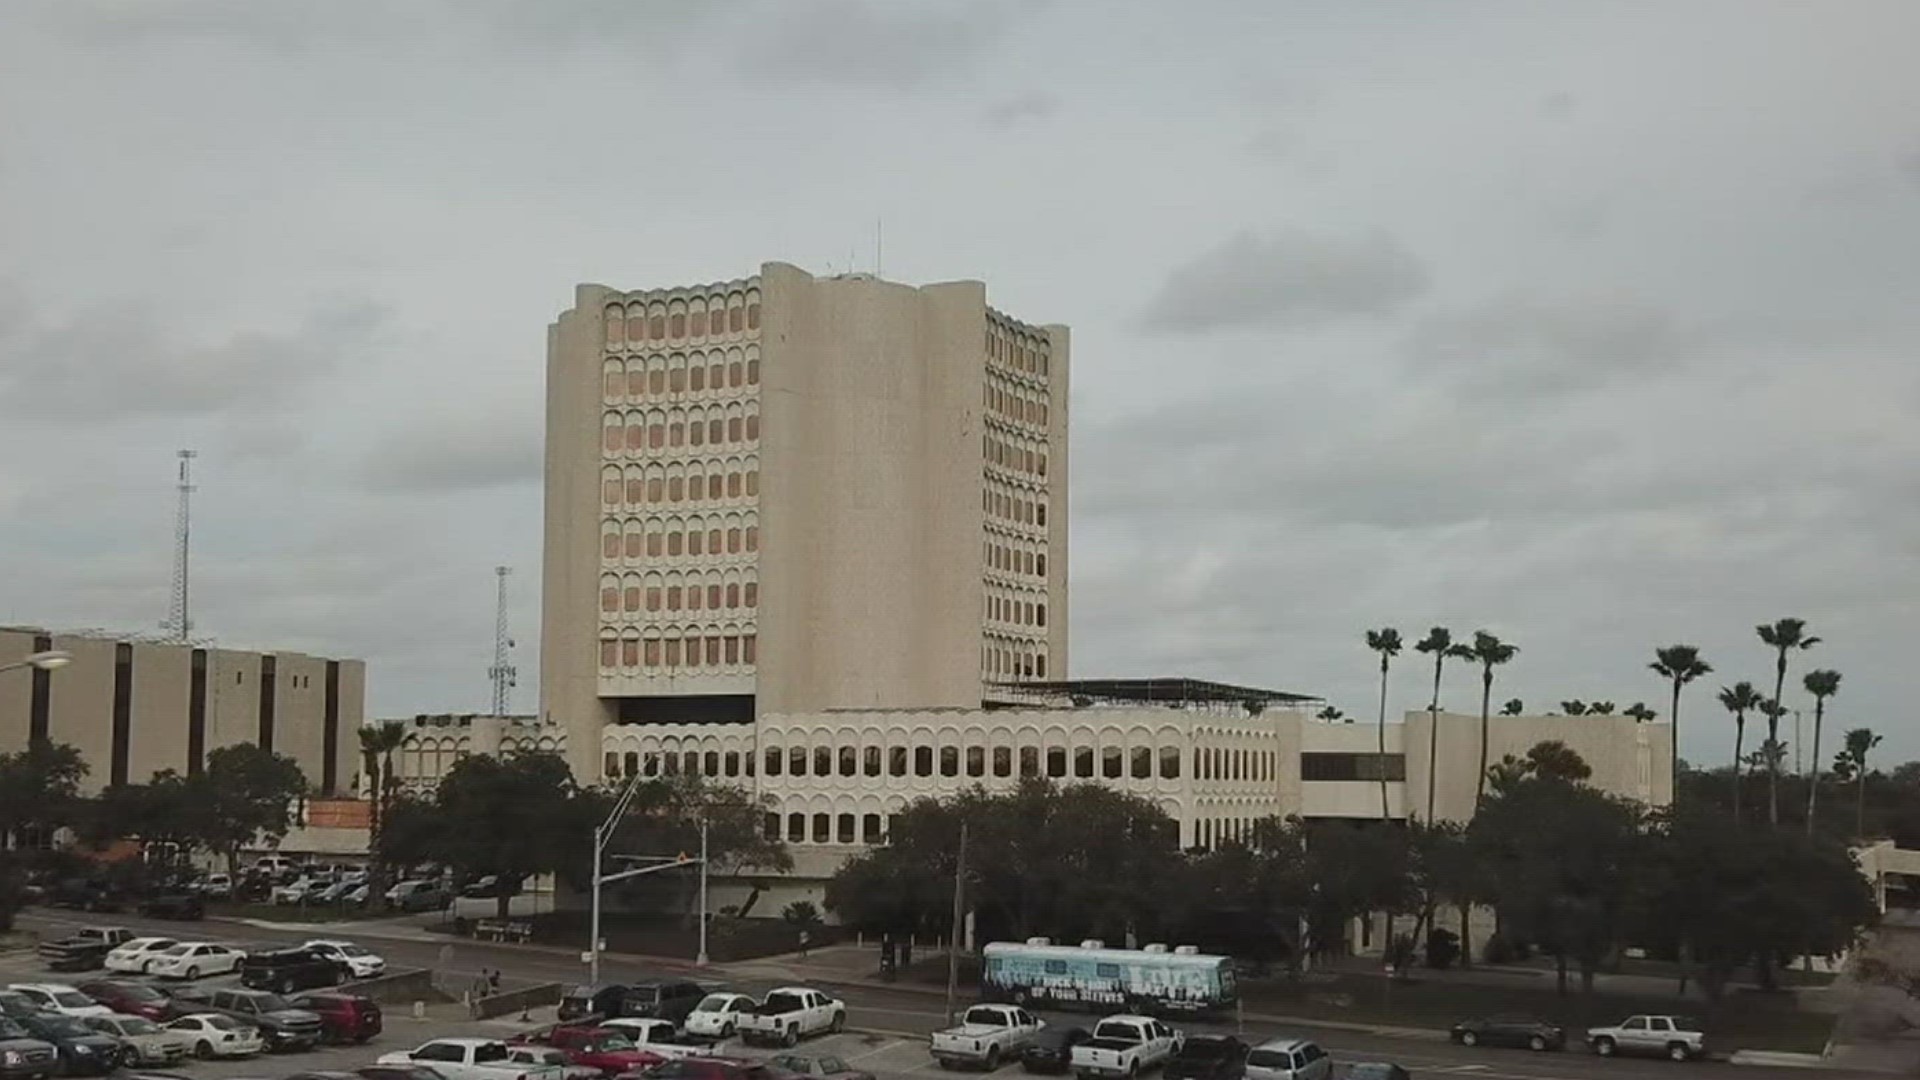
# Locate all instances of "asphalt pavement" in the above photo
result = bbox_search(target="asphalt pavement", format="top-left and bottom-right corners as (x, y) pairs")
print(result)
(8, 909), (1868, 1080)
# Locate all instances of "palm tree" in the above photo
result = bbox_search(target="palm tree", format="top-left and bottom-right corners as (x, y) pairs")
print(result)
(357, 721), (406, 882)
(1651, 645), (1712, 807)
(1624, 703), (1656, 723)
(1414, 628), (1457, 822)
(1366, 628), (1403, 822)
(1759, 698), (1788, 825)
(1839, 727), (1882, 838)
(1466, 631), (1520, 807)
(1500, 699), (1524, 716)
(1560, 700), (1588, 716)
(1718, 681), (1762, 823)
(1316, 706), (1346, 723)
(1757, 619), (1820, 826)
(1802, 669), (1841, 835)
(1588, 701), (1616, 715)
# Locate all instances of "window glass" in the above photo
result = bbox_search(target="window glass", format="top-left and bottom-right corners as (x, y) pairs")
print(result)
(993, 746), (1012, 777)
(790, 748), (806, 776)
(915, 746), (933, 776)
(862, 813), (882, 842)
(864, 746), (882, 776)
(836, 814), (855, 844)
(787, 814), (804, 842)
(1074, 747), (1094, 777)
(815, 747), (833, 776)
(1132, 747), (1152, 779)
(1046, 747), (1066, 777)
(1103, 746), (1123, 779)
(811, 814), (829, 843)
(966, 746), (985, 777)
(941, 747), (960, 777)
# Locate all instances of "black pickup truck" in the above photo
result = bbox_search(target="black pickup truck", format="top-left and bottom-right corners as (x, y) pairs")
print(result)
(168, 987), (323, 1052)
(35, 928), (133, 973)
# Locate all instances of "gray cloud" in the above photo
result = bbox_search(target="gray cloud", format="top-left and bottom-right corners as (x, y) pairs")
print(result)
(737, 0), (1012, 89)
(359, 410), (543, 494)
(1404, 293), (1688, 394)
(982, 91), (1059, 126)
(1141, 230), (1430, 333)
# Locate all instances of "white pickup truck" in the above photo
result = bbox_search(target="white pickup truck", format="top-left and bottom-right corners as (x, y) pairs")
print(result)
(932, 1004), (1046, 1070)
(598, 1018), (715, 1061)
(1071, 1016), (1183, 1079)
(736, 987), (846, 1048)
(379, 1038), (563, 1080)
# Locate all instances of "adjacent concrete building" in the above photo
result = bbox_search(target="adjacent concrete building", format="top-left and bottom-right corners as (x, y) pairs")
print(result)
(543, 264), (1067, 777)
(0, 626), (364, 795)
(385, 712), (563, 795)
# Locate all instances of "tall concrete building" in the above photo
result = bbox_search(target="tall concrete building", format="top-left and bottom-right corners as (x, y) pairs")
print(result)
(543, 263), (1069, 778)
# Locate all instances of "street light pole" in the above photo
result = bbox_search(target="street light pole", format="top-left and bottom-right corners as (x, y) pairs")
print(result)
(696, 817), (709, 967)
(588, 769), (712, 983)
(945, 822), (968, 1023)
(0, 650), (72, 676)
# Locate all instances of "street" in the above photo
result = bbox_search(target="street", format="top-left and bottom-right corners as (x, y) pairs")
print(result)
(9, 910), (1859, 1080)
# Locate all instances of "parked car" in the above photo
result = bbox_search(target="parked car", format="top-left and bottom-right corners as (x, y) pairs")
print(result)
(358, 1065), (449, 1080)
(1243, 1038), (1330, 1080)
(287, 992), (382, 1045)
(1449, 1015), (1565, 1053)
(1021, 1028), (1093, 1075)
(0, 1015), (59, 1080)
(75, 980), (177, 1022)
(1584, 1015), (1705, 1062)
(684, 994), (754, 1040)
(81, 1013), (191, 1068)
(735, 989), (845, 1048)
(597, 1019), (714, 1061)
(15, 1014), (122, 1076)
(104, 938), (180, 975)
(272, 878), (333, 906)
(560, 985), (631, 1024)
(183, 988), (322, 1052)
(1070, 1017), (1182, 1080)
(146, 942), (244, 980)
(196, 874), (234, 900)
(512, 1025), (662, 1075)
(4, 984), (114, 1019)
(47, 881), (124, 914)
(301, 940), (386, 980)
(931, 1004), (1046, 1070)
(378, 1038), (562, 1080)
(0, 994), (40, 1022)
(1165, 1036), (1248, 1080)
(622, 982), (706, 1027)
(139, 894), (206, 920)
(625, 1057), (776, 1080)
(510, 1045), (603, 1080)
(165, 1014), (264, 1059)
(384, 880), (451, 913)
(34, 928), (132, 973)
(241, 948), (341, 993)
(768, 1054), (874, 1080)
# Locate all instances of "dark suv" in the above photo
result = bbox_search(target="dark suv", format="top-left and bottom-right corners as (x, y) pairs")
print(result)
(287, 992), (382, 1045)
(622, 981), (705, 1026)
(15, 1015), (119, 1076)
(241, 948), (342, 994)
(174, 988), (322, 1051)
(0, 1016), (58, 1080)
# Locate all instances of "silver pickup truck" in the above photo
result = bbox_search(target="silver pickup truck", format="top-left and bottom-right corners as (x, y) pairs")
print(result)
(931, 1004), (1045, 1069)
(1071, 1016), (1183, 1079)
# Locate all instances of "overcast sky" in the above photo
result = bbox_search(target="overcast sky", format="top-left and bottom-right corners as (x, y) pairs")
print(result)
(2, 2), (1915, 769)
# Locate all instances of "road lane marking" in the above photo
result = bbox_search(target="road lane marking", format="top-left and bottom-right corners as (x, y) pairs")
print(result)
(841, 1039), (905, 1062)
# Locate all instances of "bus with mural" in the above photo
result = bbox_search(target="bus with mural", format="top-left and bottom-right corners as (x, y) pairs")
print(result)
(980, 940), (1237, 1016)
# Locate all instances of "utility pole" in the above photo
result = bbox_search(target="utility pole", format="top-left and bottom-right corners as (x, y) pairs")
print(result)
(488, 566), (516, 715)
(163, 450), (197, 641)
(697, 817), (710, 967)
(945, 822), (968, 1023)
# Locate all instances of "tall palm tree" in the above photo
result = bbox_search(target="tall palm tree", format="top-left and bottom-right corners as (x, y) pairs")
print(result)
(1366, 628), (1403, 822)
(1414, 628), (1458, 822)
(1759, 698), (1789, 825)
(1560, 700), (1588, 716)
(1466, 631), (1520, 807)
(1624, 703), (1656, 723)
(1757, 619), (1819, 826)
(1718, 681), (1761, 823)
(1316, 706), (1346, 723)
(1840, 727), (1882, 838)
(1651, 645), (1712, 808)
(1500, 699), (1524, 716)
(358, 721), (407, 877)
(1588, 701), (1617, 715)
(1802, 669), (1841, 835)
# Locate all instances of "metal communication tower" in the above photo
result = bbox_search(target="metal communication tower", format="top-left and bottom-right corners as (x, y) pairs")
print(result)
(163, 450), (197, 641)
(488, 565), (517, 715)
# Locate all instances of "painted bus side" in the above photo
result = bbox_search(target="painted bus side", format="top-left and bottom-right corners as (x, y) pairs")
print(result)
(980, 944), (1236, 1014)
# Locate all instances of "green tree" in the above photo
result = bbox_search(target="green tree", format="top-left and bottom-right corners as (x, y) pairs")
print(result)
(1624, 703), (1657, 723)
(1802, 670), (1841, 835)
(1651, 645), (1712, 806)
(1560, 700), (1588, 716)
(1414, 628), (1459, 821)
(1757, 619), (1820, 826)
(1500, 699), (1524, 716)
(0, 740), (88, 848)
(1718, 681), (1763, 823)
(1835, 728), (1882, 839)
(1315, 706), (1346, 723)
(1465, 631), (1520, 807)
(429, 751), (601, 920)
(194, 744), (309, 876)
(597, 773), (790, 917)
(1588, 701), (1616, 715)
(358, 721), (407, 890)
(1365, 628), (1403, 822)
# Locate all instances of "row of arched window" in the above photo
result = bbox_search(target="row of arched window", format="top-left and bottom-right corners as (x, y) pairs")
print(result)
(983, 636), (1047, 680)
(607, 747), (756, 781)
(602, 348), (761, 401)
(984, 482), (1048, 531)
(601, 460), (759, 509)
(1197, 816), (1266, 849)
(601, 570), (758, 617)
(986, 315), (1051, 380)
(604, 287), (761, 351)
(985, 539), (1046, 579)
(600, 514), (760, 563)
(983, 381), (1049, 429)
(599, 628), (758, 671)
(984, 432), (1047, 479)
(602, 405), (759, 455)
(986, 589), (1047, 630)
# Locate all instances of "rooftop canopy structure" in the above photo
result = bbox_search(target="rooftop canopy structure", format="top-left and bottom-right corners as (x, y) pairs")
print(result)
(986, 676), (1320, 713)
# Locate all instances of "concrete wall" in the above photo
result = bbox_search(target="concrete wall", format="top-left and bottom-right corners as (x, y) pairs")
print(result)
(1403, 709), (1670, 822)
(47, 636), (116, 790)
(126, 642), (191, 782)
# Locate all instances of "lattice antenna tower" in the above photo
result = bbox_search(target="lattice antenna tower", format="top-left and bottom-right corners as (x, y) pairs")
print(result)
(488, 565), (517, 715)
(162, 450), (197, 641)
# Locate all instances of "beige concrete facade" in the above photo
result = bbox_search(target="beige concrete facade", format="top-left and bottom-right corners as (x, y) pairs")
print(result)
(0, 626), (365, 795)
(1401, 709), (1671, 822)
(542, 264), (1067, 779)
(386, 712), (562, 795)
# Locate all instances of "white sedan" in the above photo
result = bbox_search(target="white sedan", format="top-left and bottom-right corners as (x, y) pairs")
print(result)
(6, 983), (115, 1018)
(684, 992), (757, 1038)
(105, 937), (180, 974)
(301, 939), (386, 979)
(146, 942), (245, 980)
(166, 1014), (264, 1059)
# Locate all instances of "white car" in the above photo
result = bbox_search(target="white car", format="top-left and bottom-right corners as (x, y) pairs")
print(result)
(197, 874), (234, 899)
(105, 937), (180, 974)
(166, 1013), (264, 1058)
(302, 940), (386, 979)
(684, 992), (757, 1038)
(146, 942), (245, 980)
(6, 983), (115, 1018)
(271, 877), (328, 905)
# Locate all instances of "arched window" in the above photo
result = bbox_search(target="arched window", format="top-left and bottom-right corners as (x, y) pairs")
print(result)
(724, 752), (739, 777)
(1019, 747), (1039, 777)
(966, 747), (985, 777)
(993, 747), (1012, 777)
(915, 747), (933, 776)
(790, 747), (807, 776)
(812, 814), (830, 843)
(1160, 746), (1181, 779)
(1046, 747), (1066, 778)
(836, 813), (855, 844)
(787, 813), (804, 843)
(865, 746), (882, 776)
(604, 306), (625, 350)
(839, 746), (857, 776)
(599, 636), (617, 668)
(1132, 747), (1152, 779)
(765, 748), (782, 776)
(1075, 747), (1094, 778)
(862, 813), (882, 843)
(814, 746), (832, 777)
(1103, 746), (1124, 779)
(941, 747), (960, 777)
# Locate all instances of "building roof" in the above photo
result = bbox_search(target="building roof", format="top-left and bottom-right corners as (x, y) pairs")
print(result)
(986, 677), (1321, 709)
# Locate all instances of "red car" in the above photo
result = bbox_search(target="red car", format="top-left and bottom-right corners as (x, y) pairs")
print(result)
(75, 980), (176, 1022)
(288, 991), (382, 1044)
(515, 1025), (662, 1075)
(622, 1057), (779, 1080)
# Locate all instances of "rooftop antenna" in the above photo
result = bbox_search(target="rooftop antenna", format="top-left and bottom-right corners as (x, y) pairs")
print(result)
(488, 565), (517, 715)
(162, 450), (197, 641)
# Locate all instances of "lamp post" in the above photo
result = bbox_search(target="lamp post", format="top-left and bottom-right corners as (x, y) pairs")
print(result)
(0, 650), (72, 676)
(587, 769), (709, 985)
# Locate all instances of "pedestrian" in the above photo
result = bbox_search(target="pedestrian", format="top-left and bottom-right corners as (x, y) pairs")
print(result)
(798, 929), (811, 959)
(488, 969), (502, 994)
